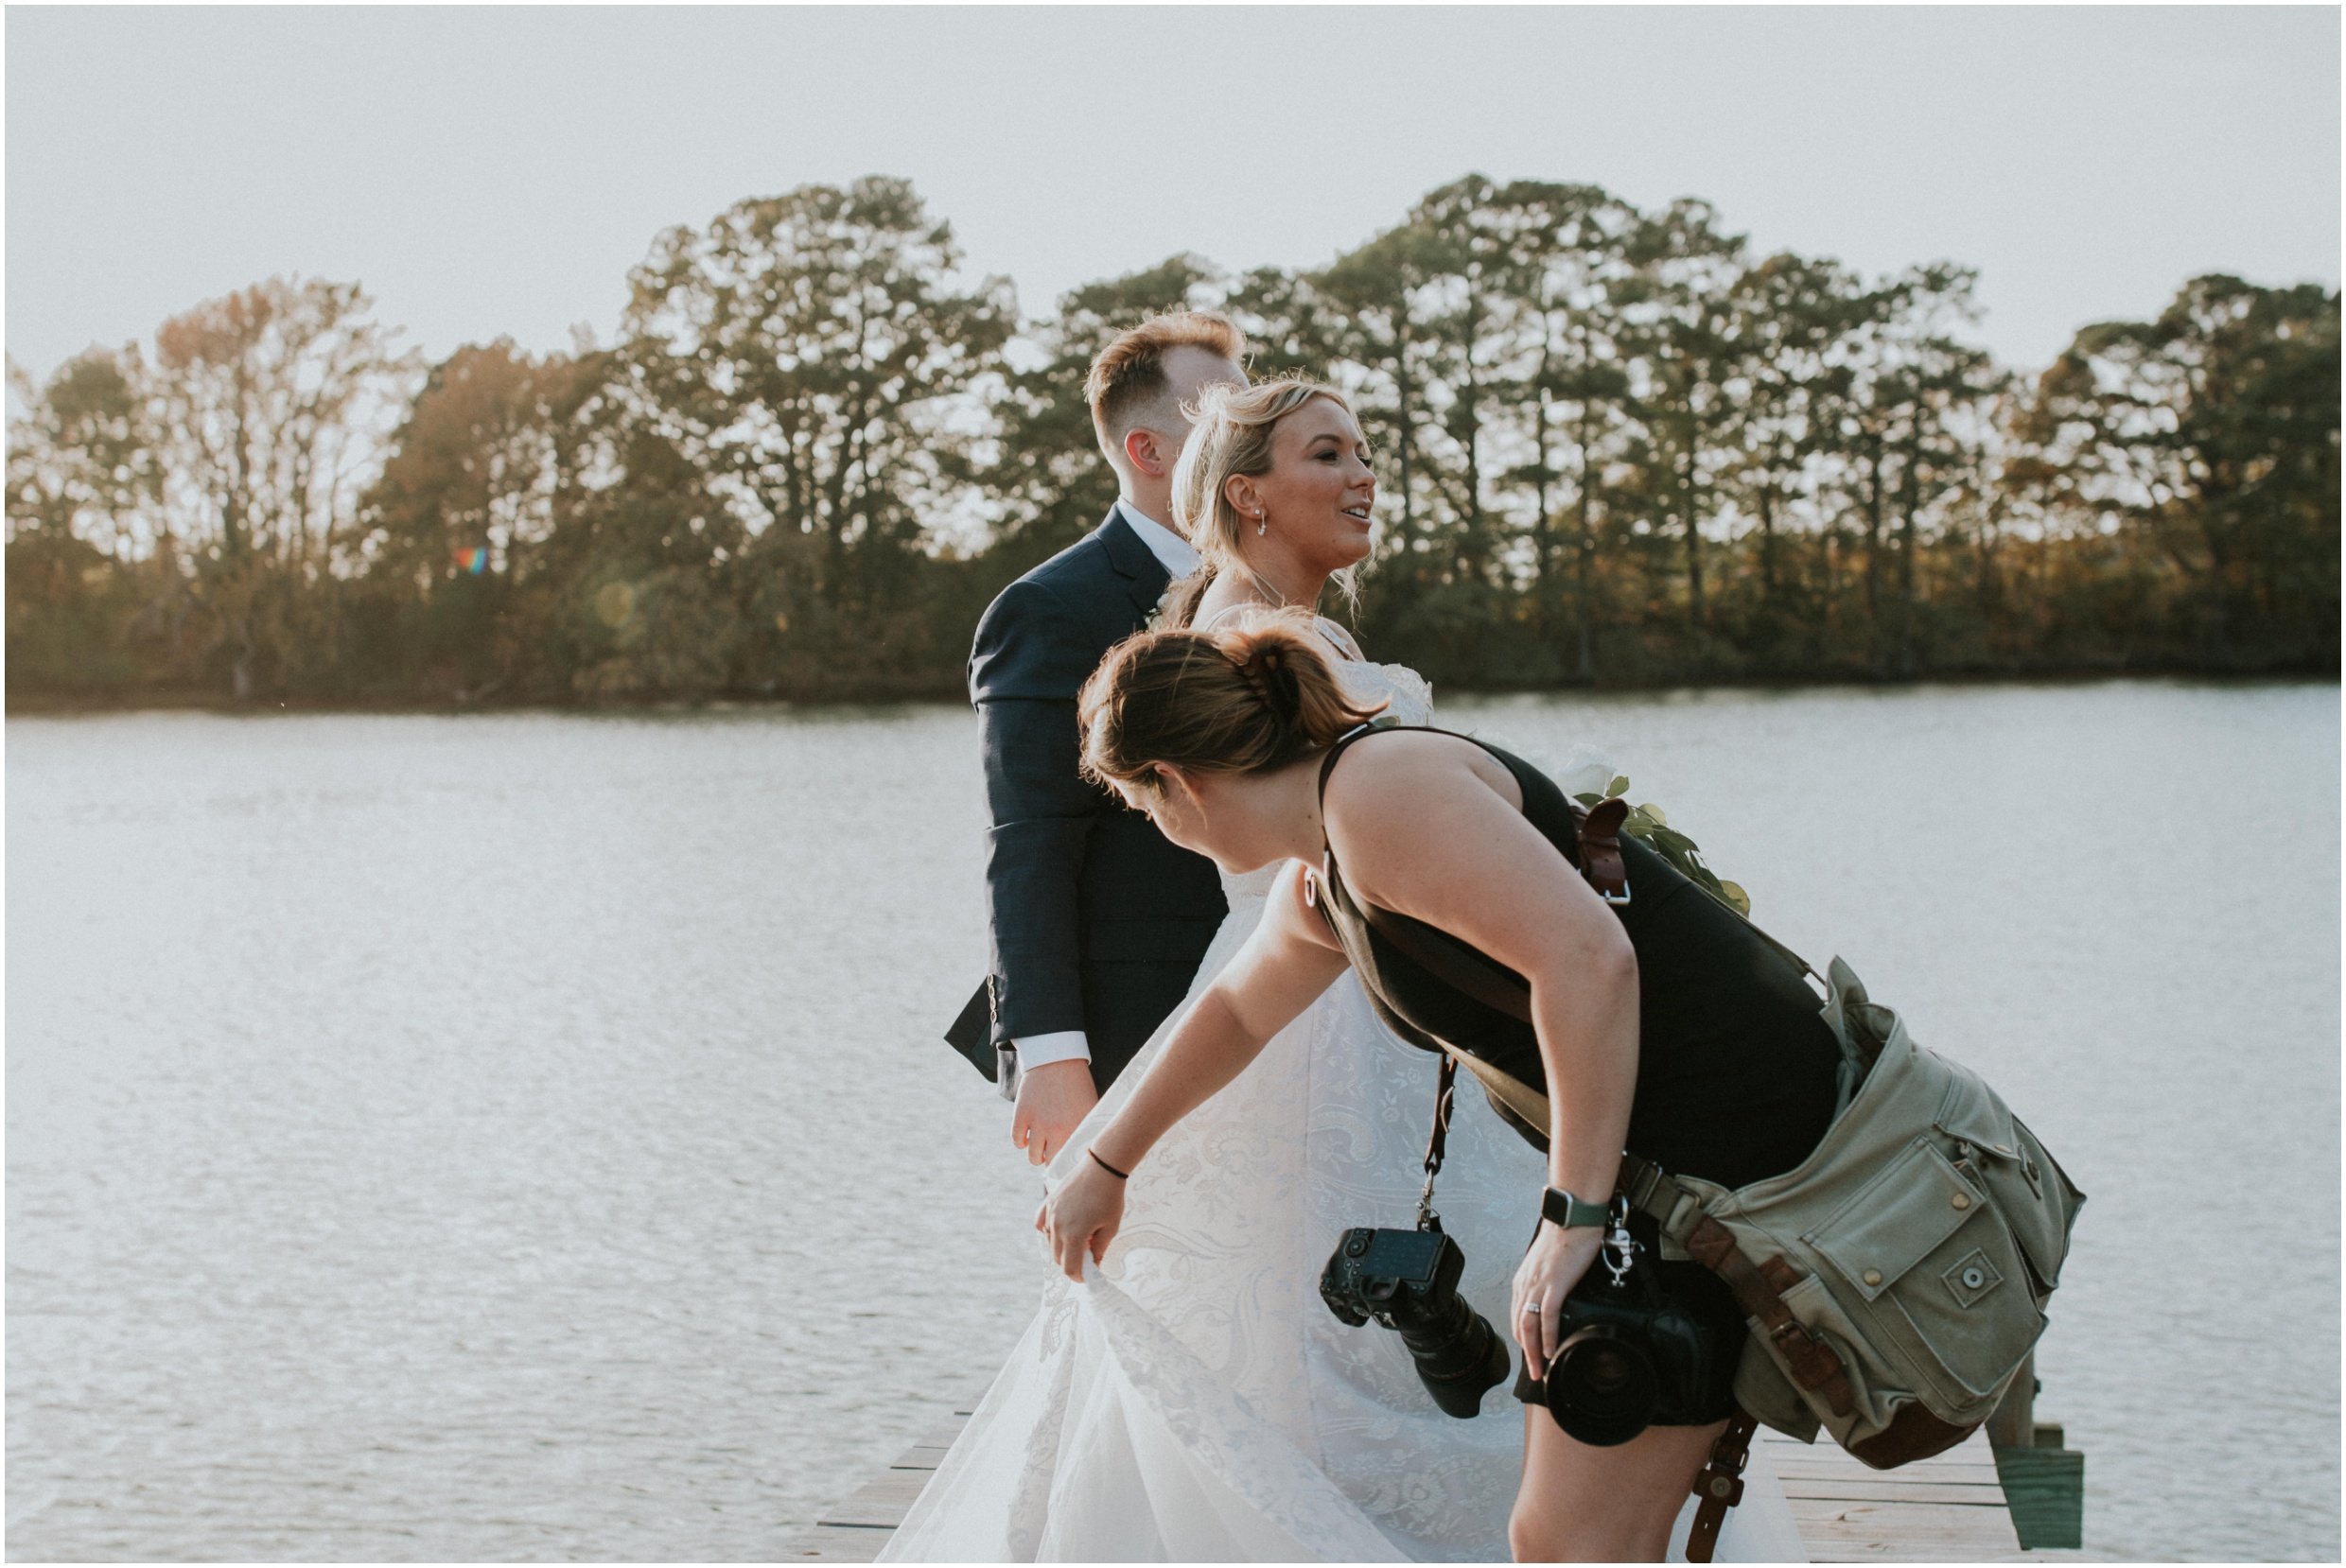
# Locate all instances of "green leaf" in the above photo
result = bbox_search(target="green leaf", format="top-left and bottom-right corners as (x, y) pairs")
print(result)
(1640, 802), (1668, 828)
(1718, 880), (1751, 916)
(1606, 775), (1631, 798)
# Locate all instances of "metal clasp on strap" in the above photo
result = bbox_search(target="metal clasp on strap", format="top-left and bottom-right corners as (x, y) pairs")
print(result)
(1598, 879), (1633, 907)
(1601, 1196), (1637, 1286)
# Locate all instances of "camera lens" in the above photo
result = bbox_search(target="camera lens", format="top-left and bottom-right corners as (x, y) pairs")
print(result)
(1581, 1346), (1637, 1397)
(1395, 1288), (1511, 1417)
(1546, 1326), (1659, 1447)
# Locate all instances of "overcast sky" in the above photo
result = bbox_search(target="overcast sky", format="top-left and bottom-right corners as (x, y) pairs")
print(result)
(7, 6), (2338, 386)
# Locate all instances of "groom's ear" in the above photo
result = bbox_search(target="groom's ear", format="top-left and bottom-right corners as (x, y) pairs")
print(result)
(1124, 426), (1172, 479)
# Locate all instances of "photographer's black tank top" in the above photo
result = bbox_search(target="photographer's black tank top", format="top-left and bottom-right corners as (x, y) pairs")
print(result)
(1312, 723), (1840, 1192)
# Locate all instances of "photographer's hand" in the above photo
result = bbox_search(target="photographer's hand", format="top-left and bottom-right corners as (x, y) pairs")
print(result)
(1035, 1151), (1128, 1281)
(1512, 1222), (1605, 1368)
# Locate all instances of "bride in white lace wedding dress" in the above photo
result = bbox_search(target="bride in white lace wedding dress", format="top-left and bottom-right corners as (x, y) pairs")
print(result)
(881, 643), (1803, 1563)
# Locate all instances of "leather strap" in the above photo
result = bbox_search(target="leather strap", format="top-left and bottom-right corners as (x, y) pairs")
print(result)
(1434, 1033), (1553, 1140)
(1578, 794), (1631, 902)
(1683, 1214), (1855, 1418)
(1685, 1412), (1760, 1562)
(1408, 1052), (1460, 1230)
(1424, 1053), (1457, 1179)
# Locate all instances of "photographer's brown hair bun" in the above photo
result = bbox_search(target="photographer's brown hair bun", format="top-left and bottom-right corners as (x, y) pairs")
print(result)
(1078, 608), (1388, 791)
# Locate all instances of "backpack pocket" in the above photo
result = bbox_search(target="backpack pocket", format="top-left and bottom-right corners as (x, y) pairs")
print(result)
(1931, 1055), (2088, 1303)
(1805, 1135), (2044, 1412)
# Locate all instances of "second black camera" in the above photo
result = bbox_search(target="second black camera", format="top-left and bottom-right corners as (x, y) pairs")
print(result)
(1320, 1225), (1512, 1419)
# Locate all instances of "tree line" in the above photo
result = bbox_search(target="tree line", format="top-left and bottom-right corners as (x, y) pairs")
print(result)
(9, 174), (2337, 706)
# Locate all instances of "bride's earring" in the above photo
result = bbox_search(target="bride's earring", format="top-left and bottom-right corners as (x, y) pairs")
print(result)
(1253, 510), (1267, 537)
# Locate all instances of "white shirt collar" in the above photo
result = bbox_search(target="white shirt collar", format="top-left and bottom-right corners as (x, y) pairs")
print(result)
(1117, 501), (1199, 580)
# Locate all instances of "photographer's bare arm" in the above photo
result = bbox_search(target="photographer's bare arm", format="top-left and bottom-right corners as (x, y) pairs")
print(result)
(1322, 731), (1642, 1367)
(1038, 862), (1347, 1281)
(1325, 731), (1728, 1563)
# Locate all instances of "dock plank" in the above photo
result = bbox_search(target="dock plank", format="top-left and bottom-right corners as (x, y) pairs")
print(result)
(781, 1524), (891, 1562)
(1761, 1429), (2022, 1561)
(889, 1444), (954, 1471)
(1791, 1500), (2025, 1561)
(1782, 1479), (2010, 1506)
(816, 1471), (928, 1530)
(797, 1410), (2027, 1561)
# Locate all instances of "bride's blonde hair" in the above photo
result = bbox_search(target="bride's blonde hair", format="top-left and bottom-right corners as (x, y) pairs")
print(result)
(1162, 378), (1366, 627)
(1079, 607), (1387, 790)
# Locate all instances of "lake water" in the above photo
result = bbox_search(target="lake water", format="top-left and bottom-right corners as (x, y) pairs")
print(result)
(8, 682), (2337, 1561)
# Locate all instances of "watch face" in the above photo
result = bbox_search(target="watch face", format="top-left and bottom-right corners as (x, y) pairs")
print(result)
(1547, 1189), (1599, 1226)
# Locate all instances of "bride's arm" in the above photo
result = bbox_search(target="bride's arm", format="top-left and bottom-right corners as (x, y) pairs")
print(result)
(1038, 863), (1349, 1280)
(1092, 875), (1347, 1170)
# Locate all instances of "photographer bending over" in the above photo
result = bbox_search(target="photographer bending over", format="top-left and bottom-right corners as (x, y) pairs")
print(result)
(1040, 610), (1844, 1562)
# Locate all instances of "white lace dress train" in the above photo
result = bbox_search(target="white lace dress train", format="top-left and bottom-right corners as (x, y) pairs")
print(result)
(883, 656), (1806, 1563)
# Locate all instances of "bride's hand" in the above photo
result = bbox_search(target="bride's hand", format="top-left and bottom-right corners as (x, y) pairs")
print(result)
(1034, 1156), (1127, 1281)
(1511, 1222), (1604, 1368)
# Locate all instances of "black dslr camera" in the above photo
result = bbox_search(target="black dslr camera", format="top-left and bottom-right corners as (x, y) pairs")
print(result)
(1320, 1224), (1512, 1419)
(1543, 1210), (1725, 1446)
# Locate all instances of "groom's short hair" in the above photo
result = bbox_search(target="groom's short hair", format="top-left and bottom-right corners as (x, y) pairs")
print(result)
(1087, 311), (1248, 466)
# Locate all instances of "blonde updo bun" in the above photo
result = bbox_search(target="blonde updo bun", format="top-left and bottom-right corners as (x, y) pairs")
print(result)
(1079, 606), (1388, 790)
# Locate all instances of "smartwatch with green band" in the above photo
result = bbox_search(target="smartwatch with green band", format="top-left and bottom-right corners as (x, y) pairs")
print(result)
(1541, 1185), (1610, 1229)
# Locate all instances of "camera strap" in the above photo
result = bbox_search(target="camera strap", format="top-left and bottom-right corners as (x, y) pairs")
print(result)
(1416, 1054), (1458, 1229)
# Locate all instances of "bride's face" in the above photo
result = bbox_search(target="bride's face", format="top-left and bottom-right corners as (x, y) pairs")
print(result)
(1230, 398), (1376, 574)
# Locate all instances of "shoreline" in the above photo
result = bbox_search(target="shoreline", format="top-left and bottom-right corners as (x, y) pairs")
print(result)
(8, 663), (2336, 721)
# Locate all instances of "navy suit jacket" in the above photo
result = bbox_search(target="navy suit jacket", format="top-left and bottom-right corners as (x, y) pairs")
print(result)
(944, 507), (1227, 1089)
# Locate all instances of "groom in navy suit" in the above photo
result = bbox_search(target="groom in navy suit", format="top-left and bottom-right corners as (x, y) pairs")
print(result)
(945, 312), (1249, 1163)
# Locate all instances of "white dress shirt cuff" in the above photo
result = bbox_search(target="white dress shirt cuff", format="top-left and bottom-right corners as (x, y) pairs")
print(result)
(1011, 1031), (1093, 1071)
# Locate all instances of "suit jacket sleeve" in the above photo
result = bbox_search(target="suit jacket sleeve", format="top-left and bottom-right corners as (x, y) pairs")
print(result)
(971, 576), (1110, 1045)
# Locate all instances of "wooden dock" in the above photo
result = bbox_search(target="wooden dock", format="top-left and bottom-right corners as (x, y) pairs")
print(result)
(785, 1410), (2032, 1562)
(1758, 1427), (2022, 1560)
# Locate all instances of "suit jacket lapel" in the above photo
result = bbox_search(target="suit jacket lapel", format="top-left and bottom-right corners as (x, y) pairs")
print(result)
(1098, 504), (1173, 625)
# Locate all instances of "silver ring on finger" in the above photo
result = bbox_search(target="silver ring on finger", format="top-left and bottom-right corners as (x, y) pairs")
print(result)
(1523, 1302), (1541, 1315)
